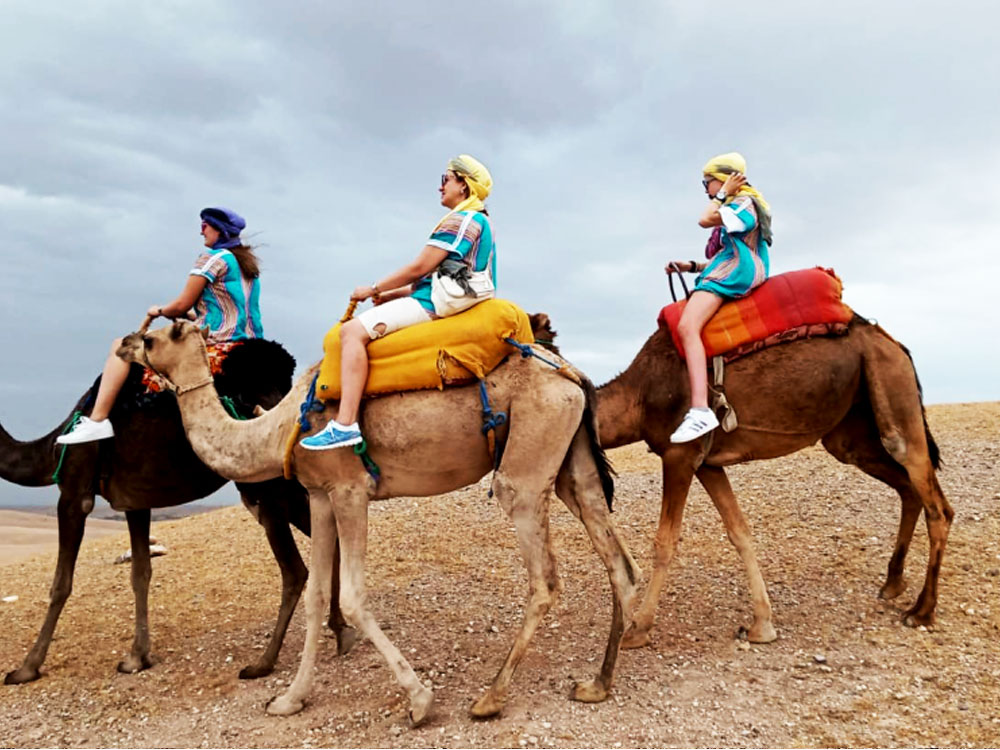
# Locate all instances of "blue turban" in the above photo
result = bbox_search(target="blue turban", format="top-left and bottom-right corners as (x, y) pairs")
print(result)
(200, 207), (246, 249)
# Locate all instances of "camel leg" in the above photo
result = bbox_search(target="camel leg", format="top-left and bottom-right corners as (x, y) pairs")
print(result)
(861, 338), (954, 625)
(333, 486), (433, 725)
(118, 509), (153, 673)
(238, 499), (308, 679)
(623, 449), (698, 649)
(822, 407), (921, 601)
(267, 489), (337, 717)
(694, 465), (777, 642)
(281, 492), (357, 656)
(5, 491), (91, 684)
(554, 429), (642, 705)
(471, 470), (562, 719)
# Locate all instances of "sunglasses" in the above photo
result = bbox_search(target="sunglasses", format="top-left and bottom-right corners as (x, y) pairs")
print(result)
(701, 178), (713, 189)
(441, 171), (468, 187)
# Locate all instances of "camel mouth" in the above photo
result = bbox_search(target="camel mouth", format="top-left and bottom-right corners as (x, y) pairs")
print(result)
(116, 333), (142, 364)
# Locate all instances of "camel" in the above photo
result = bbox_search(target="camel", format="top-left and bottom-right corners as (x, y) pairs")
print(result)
(118, 318), (641, 724)
(1, 340), (354, 686)
(530, 313), (952, 648)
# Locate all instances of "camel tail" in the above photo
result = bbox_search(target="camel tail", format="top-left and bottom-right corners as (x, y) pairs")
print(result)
(898, 342), (942, 471)
(580, 373), (616, 511)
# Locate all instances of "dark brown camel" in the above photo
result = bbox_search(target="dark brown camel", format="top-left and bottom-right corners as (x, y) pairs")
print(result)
(531, 314), (952, 647)
(2, 340), (354, 685)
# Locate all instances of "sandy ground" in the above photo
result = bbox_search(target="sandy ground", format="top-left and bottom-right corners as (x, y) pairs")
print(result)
(0, 510), (125, 566)
(0, 402), (997, 748)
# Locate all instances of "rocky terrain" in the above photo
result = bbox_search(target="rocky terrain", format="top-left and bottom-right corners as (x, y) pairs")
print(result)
(1, 402), (997, 748)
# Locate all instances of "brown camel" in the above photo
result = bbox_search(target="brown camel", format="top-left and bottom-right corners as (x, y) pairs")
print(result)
(531, 313), (952, 648)
(1, 340), (354, 686)
(117, 319), (641, 724)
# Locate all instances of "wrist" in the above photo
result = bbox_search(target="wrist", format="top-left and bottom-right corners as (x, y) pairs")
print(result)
(715, 189), (727, 202)
(371, 282), (381, 303)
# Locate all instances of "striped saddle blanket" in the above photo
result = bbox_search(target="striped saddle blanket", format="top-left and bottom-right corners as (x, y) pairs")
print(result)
(658, 267), (855, 362)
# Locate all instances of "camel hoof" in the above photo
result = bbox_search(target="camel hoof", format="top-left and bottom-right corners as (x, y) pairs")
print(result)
(902, 609), (934, 628)
(571, 679), (609, 704)
(747, 621), (778, 644)
(408, 686), (434, 727)
(266, 694), (305, 716)
(621, 626), (651, 650)
(469, 690), (506, 719)
(335, 626), (358, 657)
(879, 579), (907, 600)
(4, 666), (42, 685)
(238, 663), (275, 680)
(116, 655), (152, 674)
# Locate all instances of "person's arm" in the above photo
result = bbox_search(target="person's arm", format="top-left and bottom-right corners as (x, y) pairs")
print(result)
(147, 276), (208, 319)
(352, 245), (449, 302)
(698, 172), (748, 228)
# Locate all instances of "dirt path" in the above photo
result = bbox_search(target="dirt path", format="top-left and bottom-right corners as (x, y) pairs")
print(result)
(0, 403), (997, 747)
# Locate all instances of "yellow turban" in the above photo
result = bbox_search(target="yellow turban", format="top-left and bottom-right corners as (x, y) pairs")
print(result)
(702, 151), (772, 244)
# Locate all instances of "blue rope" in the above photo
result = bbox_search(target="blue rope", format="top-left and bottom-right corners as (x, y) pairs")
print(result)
(503, 337), (564, 371)
(298, 373), (325, 432)
(479, 379), (507, 436)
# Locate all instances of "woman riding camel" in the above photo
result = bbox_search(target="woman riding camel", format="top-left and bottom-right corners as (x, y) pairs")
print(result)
(666, 152), (773, 443)
(57, 207), (263, 444)
(301, 154), (495, 451)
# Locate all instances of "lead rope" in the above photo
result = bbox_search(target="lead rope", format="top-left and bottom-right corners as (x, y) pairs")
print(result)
(51, 410), (83, 483)
(479, 379), (507, 498)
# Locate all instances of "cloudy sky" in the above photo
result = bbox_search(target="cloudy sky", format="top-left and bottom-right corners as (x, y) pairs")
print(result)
(2, 1), (997, 506)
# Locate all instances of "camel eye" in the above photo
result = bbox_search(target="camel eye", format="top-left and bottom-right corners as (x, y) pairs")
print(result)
(143, 336), (155, 349)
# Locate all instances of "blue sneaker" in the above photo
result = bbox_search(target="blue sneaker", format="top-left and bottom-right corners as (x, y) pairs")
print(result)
(299, 420), (363, 451)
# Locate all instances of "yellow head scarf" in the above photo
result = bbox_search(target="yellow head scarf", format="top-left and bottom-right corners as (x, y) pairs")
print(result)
(702, 152), (772, 244)
(435, 154), (493, 230)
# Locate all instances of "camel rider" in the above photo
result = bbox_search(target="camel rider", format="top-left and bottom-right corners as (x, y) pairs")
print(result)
(57, 207), (264, 444)
(665, 152), (773, 443)
(301, 154), (496, 451)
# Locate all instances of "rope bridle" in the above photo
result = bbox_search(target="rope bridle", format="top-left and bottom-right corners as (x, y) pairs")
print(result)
(135, 316), (215, 397)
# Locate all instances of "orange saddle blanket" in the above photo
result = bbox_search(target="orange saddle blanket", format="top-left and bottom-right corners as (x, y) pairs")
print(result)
(657, 267), (855, 360)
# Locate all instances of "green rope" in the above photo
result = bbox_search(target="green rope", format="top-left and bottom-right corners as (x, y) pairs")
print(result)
(353, 440), (381, 482)
(219, 395), (248, 420)
(52, 410), (83, 483)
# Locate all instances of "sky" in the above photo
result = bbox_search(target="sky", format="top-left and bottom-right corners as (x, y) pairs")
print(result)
(2, 0), (998, 506)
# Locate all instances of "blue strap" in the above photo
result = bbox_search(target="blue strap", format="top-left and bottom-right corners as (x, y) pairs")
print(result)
(479, 379), (507, 436)
(503, 337), (563, 371)
(298, 373), (325, 432)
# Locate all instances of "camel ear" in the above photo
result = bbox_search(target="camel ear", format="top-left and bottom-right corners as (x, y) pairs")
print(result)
(200, 326), (210, 341)
(169, 321), (184, 340)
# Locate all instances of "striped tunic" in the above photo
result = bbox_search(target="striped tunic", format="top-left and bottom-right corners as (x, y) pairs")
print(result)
(411, 210), (496, 314)
(695, 196), (770, 299)
(190, 249), (264, 344)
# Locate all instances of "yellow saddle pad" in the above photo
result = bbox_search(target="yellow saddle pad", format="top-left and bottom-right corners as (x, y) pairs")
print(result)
(316, 298), (535, 401)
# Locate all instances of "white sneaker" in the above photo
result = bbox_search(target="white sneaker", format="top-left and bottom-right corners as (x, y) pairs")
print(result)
(670, 408), (719, 444)
(56, 416), (115, 445)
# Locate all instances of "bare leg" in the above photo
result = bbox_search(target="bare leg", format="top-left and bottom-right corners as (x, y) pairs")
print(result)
(118, 509), (153, 673)
(5, 490), (91, 684)
(676, 291), (724, 408)
(335, 320), (373, 426)
(90, 338), (131, 421)
(623, 447), (698, 649)
(696, 465), (776, 642)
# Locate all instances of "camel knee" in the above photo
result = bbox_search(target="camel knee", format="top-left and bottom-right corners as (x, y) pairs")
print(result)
(880, 431), (907, 464)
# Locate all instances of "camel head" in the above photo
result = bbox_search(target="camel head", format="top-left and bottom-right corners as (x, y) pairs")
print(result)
(118, 320), (211, 385)
(528, 313), (561, 356)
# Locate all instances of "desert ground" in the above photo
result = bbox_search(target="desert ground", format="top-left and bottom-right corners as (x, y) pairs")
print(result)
(0, 402), (997, 748)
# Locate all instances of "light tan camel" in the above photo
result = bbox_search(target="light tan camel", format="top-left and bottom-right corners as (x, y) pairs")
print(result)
(118, 319), (640, 724)
(530, 314), (952, 648)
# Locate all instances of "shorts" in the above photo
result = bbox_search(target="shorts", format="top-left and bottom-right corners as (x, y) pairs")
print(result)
(355, 296), (432, 340)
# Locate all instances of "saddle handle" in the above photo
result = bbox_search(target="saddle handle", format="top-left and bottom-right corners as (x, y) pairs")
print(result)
(666, 263), (692, 302)
(341, 299), (359, 323)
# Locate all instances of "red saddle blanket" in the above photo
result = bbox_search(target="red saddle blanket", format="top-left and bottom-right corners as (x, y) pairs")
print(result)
(658, 267), (854, 361)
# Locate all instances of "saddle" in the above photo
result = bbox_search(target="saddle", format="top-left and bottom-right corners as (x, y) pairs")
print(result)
(314, 298), (535, 401)
(658, 267), (854, 363)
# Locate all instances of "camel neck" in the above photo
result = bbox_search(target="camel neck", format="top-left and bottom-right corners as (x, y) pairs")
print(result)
(596, 373), (644, 450)
(170, 363), (316, 484)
